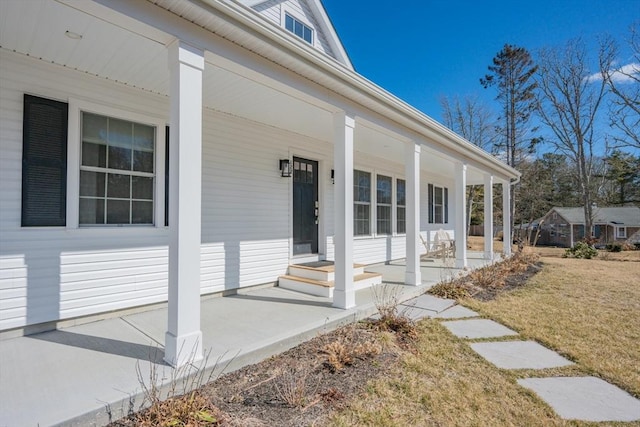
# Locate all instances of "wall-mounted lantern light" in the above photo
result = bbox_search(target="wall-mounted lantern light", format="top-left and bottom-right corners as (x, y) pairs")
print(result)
(331, 169), (335, 184)
(279, 159), (292, 177)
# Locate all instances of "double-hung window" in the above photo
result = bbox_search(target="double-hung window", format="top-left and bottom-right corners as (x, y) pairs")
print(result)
(616, 226), (627, 239)
(79, 112), (155, 225)
(376, 175), (392, 235)
(285, 13), (313, 44)
(428, 184), (448, 224)
(396, 179), (406, 234)
(354, 170), (371, 236)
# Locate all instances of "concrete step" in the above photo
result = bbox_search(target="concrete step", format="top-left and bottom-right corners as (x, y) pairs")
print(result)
(278, 271), (383, 298)
(288, 263), (365, 281)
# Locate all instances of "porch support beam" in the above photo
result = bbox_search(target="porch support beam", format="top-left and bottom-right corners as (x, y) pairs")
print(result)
(454, 162), (468, 268)
(483, 174), (494, 261)
(502, 181), (512, 257)
(404, 142), (421, 285)
(165, 40), (204, 367)
(333, 111), (355, 309)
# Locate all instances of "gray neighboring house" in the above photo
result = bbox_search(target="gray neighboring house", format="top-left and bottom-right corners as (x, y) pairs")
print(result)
(536, 206), (640, 247)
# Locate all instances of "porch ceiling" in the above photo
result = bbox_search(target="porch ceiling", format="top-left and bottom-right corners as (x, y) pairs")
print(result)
(0, 0), (488, 183)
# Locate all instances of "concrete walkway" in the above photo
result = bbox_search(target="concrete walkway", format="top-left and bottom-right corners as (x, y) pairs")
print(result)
(0, 255), (490, 427)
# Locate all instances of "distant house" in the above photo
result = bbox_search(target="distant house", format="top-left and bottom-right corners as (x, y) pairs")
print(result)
(536, 206), (640, 247)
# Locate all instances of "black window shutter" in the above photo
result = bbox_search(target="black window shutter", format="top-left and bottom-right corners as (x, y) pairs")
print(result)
(21, 95), (68, 226)
(444, 187), (449, 223)
(428, 184), (434, 224)
(164, 125), (169, 227)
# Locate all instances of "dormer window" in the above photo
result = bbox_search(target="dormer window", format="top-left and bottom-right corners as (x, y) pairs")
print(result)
(285, 13), (313, 44)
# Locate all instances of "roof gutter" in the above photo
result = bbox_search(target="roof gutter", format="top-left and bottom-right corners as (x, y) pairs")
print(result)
(195, 0), (520, 180)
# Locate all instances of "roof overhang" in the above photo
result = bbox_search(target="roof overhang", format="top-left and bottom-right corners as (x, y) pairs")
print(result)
(180, 0), (520, 182)
(5, 0), (519, 183)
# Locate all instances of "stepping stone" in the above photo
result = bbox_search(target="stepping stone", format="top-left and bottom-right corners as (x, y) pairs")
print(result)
(518, 377), (640, 422)
(402, 294), (456, 313)
(442, 319), (518, 339)
(397, 305), (432, 321)
(470, 341), (573, 369)
(433, 305), (479, 319)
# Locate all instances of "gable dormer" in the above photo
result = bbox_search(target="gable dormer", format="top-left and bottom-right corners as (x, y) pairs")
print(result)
(238, 0), (353, 70)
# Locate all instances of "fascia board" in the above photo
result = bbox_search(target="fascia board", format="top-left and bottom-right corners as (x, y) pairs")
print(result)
(307, 0), (353, 69)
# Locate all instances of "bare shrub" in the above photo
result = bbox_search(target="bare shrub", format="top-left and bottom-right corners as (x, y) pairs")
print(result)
(274, 367), (314, 408)
(320, 323), (382, 372)
(322, 341), (353, 372)
(429, 281), (470, 299)
(119, 345), (233, 426)
(370, 284), (418, 343)
(468, 264), (506, 289)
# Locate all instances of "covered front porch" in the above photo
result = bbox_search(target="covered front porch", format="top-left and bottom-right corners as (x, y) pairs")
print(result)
(0, 256), (488, 427)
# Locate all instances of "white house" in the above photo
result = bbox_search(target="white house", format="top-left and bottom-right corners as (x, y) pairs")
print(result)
(0, 0), (519, 366)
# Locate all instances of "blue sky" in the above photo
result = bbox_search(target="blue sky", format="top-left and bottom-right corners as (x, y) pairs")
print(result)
(322, 0), (638, 127)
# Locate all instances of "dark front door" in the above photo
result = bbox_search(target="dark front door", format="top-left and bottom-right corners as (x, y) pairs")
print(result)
(293, 157), (319, 255)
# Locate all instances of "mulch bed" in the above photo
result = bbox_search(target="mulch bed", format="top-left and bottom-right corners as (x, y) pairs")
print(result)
(471, 262), (543, 301)
(111, 323), (403, 427)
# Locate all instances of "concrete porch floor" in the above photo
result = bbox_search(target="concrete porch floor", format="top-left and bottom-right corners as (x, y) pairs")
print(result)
(0, 252), (493, 427)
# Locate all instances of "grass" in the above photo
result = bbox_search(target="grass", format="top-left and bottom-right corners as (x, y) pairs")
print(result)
(329, 320), (569, 426)
(463, 257), (640, 397)
(329, 250), (640, 426)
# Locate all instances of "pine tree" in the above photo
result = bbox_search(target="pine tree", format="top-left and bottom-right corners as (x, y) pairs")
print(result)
(480, 44), (538, 239)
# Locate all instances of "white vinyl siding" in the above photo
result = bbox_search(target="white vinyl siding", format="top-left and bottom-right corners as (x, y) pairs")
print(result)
(0, 50), (170, 330)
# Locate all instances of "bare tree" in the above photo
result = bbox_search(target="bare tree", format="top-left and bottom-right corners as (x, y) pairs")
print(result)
(440, 95), (497, 235)
(600, 23), (640, 149)
(536, 39), (613, 238)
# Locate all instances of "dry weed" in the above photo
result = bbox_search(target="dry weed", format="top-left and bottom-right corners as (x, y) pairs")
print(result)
(320, 324), (382, 372)
(428, 281), (470, 299)
(369, 284), (419, 344)
(274, 367), (313, 408)
(322, 341), (353, 372)
(132, 390), (222, 426)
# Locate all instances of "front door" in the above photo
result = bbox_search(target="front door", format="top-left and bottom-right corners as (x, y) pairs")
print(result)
(293, 157), (319, 256)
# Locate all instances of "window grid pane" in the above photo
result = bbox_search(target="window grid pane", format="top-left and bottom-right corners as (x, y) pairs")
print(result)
(397, 179), (406, 233)
(376, 175), (392, 235)
(354, 170), (371, 236)
(428, 184), (448, 224)
(284, 13), (313, 45)
(80, 112), (155, 226)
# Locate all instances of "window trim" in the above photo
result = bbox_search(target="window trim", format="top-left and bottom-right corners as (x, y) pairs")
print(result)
(396, 177), (406, 235)
(616, 226), (627, 239)
(375, 174), (393, 236)
(67, 99), (166, 228)
(428, 183), (449, 225)
(281, 8), (314, 45)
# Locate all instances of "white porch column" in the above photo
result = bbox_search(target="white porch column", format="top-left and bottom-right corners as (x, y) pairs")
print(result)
(404, 142), (421, 285)
(502, 181), (512, 257)
(165, 40), (204, 367)
(333, 111), (355, 309)
(454, 162), (468, 268)
(483, 174), (494, 261)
